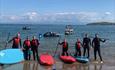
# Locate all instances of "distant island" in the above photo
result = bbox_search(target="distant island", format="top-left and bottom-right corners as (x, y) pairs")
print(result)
(87, 22), (115, 25)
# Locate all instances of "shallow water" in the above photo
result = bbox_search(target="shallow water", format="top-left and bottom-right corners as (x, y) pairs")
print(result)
(0, 24), (115, 70)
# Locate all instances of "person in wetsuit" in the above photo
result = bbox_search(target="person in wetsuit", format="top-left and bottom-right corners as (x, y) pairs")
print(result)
(74, 38), (82, 56)
(92, 34), (106, 63)
(23, 36), (31, 60)
(83, 33), (91, 58)
(8, 33), (22, 48)
(59, 39), (69, 56)
(31, 36), (39, 61)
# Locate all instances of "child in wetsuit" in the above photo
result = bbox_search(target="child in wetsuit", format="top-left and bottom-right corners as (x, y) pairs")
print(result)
(74, 38), (82, 56)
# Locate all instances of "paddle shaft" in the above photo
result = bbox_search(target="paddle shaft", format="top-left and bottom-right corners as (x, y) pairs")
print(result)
(53, 36), (61, 57)
(5, 33), (10, 49)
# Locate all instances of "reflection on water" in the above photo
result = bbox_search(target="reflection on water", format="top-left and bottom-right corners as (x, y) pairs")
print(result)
(94, 64), (102, 70)
(23, 62), (30, 70)
(61, 62), (103, 70)
(2, 61), (107, 70)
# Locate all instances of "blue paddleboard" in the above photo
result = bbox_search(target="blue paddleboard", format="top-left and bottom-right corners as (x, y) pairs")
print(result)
(0, 49), (24, 64)
(75, 56), (89, 63)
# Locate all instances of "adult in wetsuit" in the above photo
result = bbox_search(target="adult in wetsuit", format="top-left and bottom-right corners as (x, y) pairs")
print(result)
(92, 34), (106, 63)
(8, 33), (22, 48)
(23, 36), (31, 60)
(59, 39), (69, 56)
(31, 36), (39, 61)
(83, 34), (91, 58)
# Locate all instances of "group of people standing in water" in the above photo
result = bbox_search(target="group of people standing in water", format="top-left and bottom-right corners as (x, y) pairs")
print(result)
(8, 33), (106, 63)
(60, 33), (106, 63)
(8, 33), (39, 61)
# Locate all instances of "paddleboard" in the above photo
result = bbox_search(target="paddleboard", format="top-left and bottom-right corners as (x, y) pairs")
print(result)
(39, 53), (54, 66)
(75, 56), (89, 63)
(0, 49), (24, 64)
(60, 56), (76, 63)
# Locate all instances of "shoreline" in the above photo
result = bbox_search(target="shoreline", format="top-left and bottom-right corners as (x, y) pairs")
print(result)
(1, 58), (115, 70)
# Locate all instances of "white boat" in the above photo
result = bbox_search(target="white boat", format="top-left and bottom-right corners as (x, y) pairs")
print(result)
(65, 25), (74, 35)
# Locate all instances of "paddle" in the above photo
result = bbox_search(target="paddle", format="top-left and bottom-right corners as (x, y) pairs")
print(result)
(52, 36), (61, 70)
(38, 33), (42, 41)
(4, 33), (10, 49)
(53, 36), (61, 57)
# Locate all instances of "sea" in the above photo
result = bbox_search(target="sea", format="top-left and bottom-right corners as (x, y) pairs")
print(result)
(0, 24), (115, 55)
(0, 24), (115, 70)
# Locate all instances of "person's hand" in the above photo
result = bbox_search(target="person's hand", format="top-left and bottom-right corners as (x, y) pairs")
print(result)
(20, 48), (25, 51)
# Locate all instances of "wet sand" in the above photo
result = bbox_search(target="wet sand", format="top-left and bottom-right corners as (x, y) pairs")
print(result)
(1, 57), (115, 70)
(0, 42), (115, 70)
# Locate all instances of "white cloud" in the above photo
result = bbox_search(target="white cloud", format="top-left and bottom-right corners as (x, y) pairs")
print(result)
(0, 11), (115, 24)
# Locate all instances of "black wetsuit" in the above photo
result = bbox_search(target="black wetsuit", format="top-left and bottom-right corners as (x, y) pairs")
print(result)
(92, 37), (105, 61)
(60, 42), (69, 56)
(31, 39), (39, 61)
(83, 37), (91, 58)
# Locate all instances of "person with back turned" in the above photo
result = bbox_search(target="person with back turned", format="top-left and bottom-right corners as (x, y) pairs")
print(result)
(83, 33), (91, 58)
(92, 34), (106, 63)
(59, 39), (69, 56)
(23, 36), (31, 60)
(31, 36), (40, 61)
(8, 33), (22, 48)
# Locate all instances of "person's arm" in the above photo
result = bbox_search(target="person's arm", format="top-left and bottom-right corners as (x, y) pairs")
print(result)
(37, 39), (40, 46)
(19, 39), (22, 48)
(100, 38), (106, 42)
(23, 41), (25, 48)
(58, 42), (63, 45)
(8, 38), (13, 43)
(92, 39), (94, 48)
(80, 42), (83, 47)
(82, 38), (85, 46)
(89, 38), (91, 46)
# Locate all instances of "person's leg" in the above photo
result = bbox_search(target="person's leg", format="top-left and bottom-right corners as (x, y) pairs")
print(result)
(25, 50), (28, 60)
(79, 49), (81, 56)
(83, 47), (86, 56)
(23, 50), (28, 60)
(87, 47), (90, 58)
(66, 48), (69, 56)
(32, 49), (36, 60)
(66, 51), (69, 56)
(62, 48), (65, 56)
(35, 48), (39, 61)
(97, 47), (103, 61)
(28, 50), (31, 60)
(94, 47), (97, 60)
(74, 50), (77, 56)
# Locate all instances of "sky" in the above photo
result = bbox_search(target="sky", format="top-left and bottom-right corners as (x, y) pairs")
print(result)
(0, 0), (115, 24)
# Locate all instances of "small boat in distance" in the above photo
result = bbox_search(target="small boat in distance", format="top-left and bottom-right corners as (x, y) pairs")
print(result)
(22, 26), (31, 30)
(65, 25), (74, 35)
(43, 32), (60, 37)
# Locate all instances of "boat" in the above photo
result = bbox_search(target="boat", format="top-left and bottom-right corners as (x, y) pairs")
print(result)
(65, 25), (74, 35)
(39, 53), (54, 66)
(60, 55), (76, 64)
(43, 32), (60, 37)
(22, 26), (31, 30)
